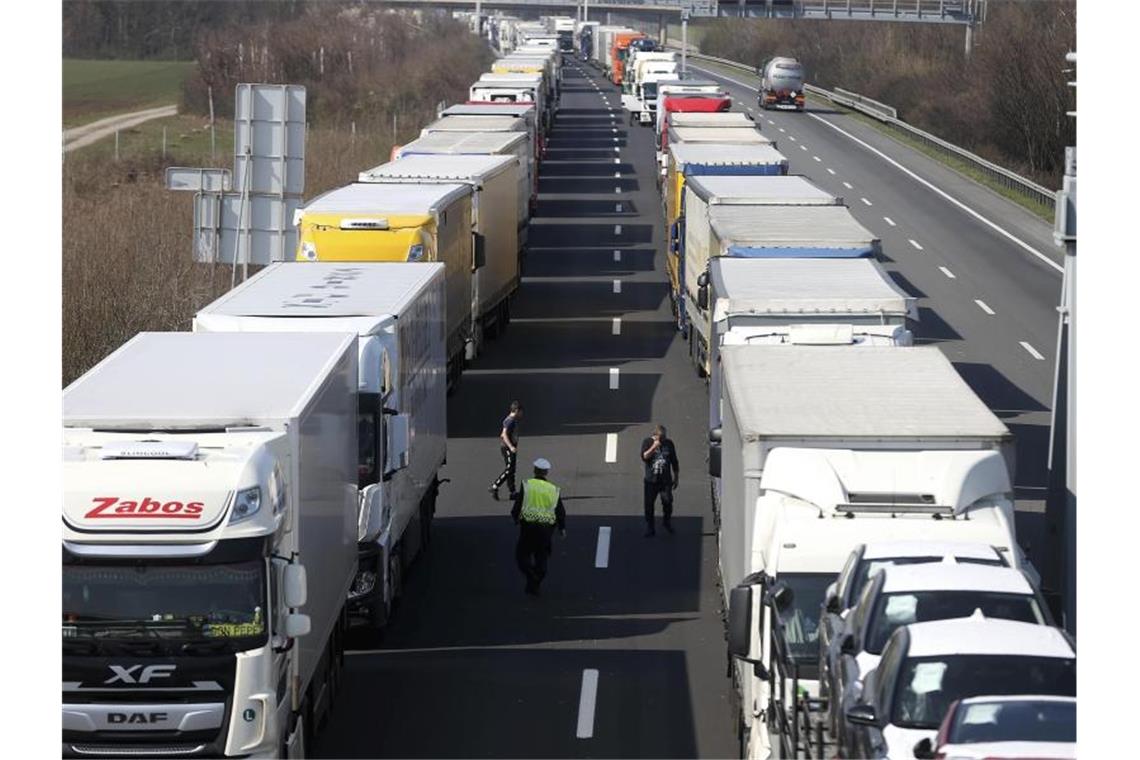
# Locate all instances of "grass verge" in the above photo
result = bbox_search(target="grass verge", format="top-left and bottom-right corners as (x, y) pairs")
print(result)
(63, 59), (194, 127)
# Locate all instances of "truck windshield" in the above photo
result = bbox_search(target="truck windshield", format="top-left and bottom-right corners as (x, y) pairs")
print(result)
(774, 573), (833, 662)
(865, 591), (1046, 654)
(642, 83), (658, 100)
(63, 560), (267, 648)
(892, 655), (1075, 730)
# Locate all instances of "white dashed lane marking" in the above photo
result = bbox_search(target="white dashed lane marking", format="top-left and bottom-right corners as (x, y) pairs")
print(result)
(975, 300), (995, 315)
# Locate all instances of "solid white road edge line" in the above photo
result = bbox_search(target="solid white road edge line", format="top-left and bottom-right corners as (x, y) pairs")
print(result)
(1020, 341), (1045, 360)
(939, 266), (956, 279)
(975, 299), (995, 315)
(595, 527), (611, 569)
(609, 368), (620, 390)
(806, 112), (1063, 274)
(604, 434), (618, 463)
(576, 669), (600, 738)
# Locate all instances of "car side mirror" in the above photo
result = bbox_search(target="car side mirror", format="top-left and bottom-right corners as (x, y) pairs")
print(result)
(846, 703), (880, 728)
(913, 737), (936, 759)
(840, 633), (856, 656)
(707, 427), (722, 478)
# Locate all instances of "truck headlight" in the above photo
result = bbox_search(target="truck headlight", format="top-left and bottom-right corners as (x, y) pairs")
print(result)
(407, 243), (425, 262)
(230, 487), (262, 523)
(300, 241), (317, 261)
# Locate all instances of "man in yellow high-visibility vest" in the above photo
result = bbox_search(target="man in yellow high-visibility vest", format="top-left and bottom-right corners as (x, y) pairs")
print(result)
(510, 458), (567, 596)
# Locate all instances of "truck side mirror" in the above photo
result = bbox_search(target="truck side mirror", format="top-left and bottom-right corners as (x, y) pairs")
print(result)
(727, 585), (753, 658)
(472, 232), (486, 271)
(708, 427), (722, 478)
(913, 738), (936, 760)
(697, 285), (709, 310)
(283, 564), (307, 608)
(696, 271), (709, 288)
(282, 613), (311, 639)
(387, 413), (411, 473)
(824, 582), (840, 614)
(771, 581), (794, 612)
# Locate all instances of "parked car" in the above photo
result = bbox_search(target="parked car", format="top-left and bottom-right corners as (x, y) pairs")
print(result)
(916, 695), (1076, 759)
(827, 561), (1052, 749)
(844, 616), (1076, 759)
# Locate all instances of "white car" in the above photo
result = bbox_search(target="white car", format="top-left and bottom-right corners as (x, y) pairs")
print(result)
(916, 695), (1076, 759)
(827, 561), (1052, 750)
(843, 615), (1076, 759)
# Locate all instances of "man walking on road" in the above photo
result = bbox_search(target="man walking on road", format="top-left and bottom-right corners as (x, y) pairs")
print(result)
(489, 401), (523, 500)
(511, 458), (566, 596)
(640, 424), (679, 536)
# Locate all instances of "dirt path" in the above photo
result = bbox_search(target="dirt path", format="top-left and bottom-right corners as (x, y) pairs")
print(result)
(63, 104), (178, 153)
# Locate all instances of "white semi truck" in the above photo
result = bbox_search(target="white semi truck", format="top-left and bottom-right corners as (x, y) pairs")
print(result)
(194, 263), (447, 634)
(62, 331), (360, 757)
(711, 345), (1034, 760)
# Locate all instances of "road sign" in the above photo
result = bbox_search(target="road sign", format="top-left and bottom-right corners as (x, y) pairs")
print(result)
(165, 167), (232, 192)
(233, 84), (306, 195)
(193, 192), (301, 265)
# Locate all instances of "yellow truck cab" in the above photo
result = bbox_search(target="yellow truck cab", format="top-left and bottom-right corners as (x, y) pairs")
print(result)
(296, 182), (474, 388)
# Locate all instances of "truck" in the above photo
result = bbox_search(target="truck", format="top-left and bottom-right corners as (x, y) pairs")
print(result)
(194, 263), (446, 634)
(440, 102), (543, 159)
(662, 142), (790, 290)
(295, 181), (475, 389)
(610, 31), (649, 86)
(576, 20), (599, 61)
(553, 16), (575, 51)
(394, 130), (536, 229)
(669, 111), (758, 130)
(622, 52), (679, 125)
(701, 256), (917, 427)
(672, 174), (842, 342)
(470, 73), (551, 134)
(63, 331), (359, 757)
(357, 155), (521, 346)
(711, 344), (1027, 760)
(655, 82), (732, 168)
(666, 125), (773, 149)
(493, 53), (558, 102)
(682, 203), (881, 372)
(594, 26), (635, 72)
(759, 56), (806, 111)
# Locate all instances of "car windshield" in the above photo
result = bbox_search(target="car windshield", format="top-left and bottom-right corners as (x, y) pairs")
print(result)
(949, 699), (1075, 744)
(866, 591), (1045, 653)
(852, 555), (1004, 602)
(774, 573), (834, 662)
(892, 655), (1075, 730)
(63, 560), (267, 647)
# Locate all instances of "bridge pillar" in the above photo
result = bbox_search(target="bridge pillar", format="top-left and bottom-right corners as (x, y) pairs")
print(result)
(606, 11), (612, 25)
(659, 14), (668, 45)
(964, 22), (975, 57)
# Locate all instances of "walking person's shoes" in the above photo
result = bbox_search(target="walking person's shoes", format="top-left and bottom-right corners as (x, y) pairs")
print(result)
(663, 519), (675, 535)
(488, 485), (500, 501)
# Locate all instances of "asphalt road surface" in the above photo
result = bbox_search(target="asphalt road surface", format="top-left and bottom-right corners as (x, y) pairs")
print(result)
(315, 61), (738, 758)
(313, 57), (1065, 758)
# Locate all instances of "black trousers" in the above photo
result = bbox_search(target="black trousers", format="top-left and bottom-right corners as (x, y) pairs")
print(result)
(516, 522), (554, 585)
(492, 447), (517, 493)
(644, 480), (674, 525)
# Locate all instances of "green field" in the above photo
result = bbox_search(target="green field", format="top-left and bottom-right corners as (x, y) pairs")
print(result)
(63, 59), (195, 127)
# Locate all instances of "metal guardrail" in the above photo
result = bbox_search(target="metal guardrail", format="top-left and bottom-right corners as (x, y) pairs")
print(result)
(682, 49), (1055, 212)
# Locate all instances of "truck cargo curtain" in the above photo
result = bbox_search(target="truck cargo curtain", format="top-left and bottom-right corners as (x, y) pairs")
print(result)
(726, 246), (875, 259)
(683, 165), (786, 177)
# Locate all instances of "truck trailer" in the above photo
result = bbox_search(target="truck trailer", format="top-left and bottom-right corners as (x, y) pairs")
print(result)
(193, 263), (448, 633)
(440, 102), (543, 159)
(759, 56), (806, 111)
(295, 181), (475, 390)
(712, 345), (1029, 760)
(63, 331), (360, 757)
(358, 155), (521, 347)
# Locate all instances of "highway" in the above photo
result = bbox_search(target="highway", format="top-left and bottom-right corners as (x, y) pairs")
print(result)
(689, 62), (1063, 572)
(313, 55), (1063, 758)
(315, 60), (738, 758)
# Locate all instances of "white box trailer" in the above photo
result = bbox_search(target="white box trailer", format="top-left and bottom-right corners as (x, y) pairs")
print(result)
(194, 263), (447, 630)
(670, 112), (758, 129)
(358, 155), (520, 348)
(713, 345), (1027, 760)
(470, 74), (550, 134)
(682, 204), (882, 359)
(396, 130), (535, 232)
(296, 181), (474, 389)
(62, 331), (359, 756)
(703, 257), (917, 429)
(667, 125), (773, 147)
(440, 102), (543, 159)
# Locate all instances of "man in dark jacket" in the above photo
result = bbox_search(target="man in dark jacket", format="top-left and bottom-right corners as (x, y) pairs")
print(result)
(511, 458), (566, 596)
(640, 424), (679, 536)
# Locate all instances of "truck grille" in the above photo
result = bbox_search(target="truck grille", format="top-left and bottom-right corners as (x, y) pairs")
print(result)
(71, 743), (207, 756)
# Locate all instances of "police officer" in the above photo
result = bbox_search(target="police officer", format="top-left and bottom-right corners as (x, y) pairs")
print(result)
(511, 458), (566, 596)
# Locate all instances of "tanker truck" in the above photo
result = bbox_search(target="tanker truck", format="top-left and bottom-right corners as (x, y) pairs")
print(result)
(758, 56), (805, 111)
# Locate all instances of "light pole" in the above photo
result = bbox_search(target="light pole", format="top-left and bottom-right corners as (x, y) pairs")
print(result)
(681, 8), (690, 77)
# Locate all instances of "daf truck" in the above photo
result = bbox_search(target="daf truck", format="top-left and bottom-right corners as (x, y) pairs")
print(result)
(63, 331), (359, 757)
(711, 345), (1030, 760)
(194, 263), (447, 634)
(295, 181), (475, 390)
(358, 155), (521, 345)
